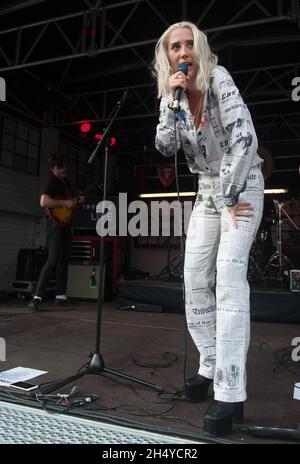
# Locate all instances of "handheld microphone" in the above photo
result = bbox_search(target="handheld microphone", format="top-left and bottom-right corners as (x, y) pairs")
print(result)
(173, 63), (188, 112)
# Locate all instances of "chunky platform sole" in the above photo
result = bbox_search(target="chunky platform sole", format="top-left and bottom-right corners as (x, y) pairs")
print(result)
(204, 401), (244, 436)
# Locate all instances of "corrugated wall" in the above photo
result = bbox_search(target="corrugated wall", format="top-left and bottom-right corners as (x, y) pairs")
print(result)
(0, 114), (42, 292)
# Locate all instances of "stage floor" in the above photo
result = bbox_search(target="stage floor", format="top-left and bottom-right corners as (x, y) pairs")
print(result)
(0, 294), (300, 444)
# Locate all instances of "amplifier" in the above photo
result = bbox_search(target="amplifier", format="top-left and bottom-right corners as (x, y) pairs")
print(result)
(290, 270), (300, 292)
(16, 248), (49, 281)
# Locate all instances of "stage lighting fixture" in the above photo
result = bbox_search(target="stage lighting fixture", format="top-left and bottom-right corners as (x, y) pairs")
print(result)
(94, 134), (116, 146)
(80, 122), (91, 133)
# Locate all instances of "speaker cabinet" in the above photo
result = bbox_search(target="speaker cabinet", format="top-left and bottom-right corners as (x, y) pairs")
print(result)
(16, 248), (49, 281)
(66, 264), (113, 301)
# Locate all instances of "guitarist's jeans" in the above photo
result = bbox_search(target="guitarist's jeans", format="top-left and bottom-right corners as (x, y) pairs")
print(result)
(35, 224), (72, 298)
(184, 167), (264, 402)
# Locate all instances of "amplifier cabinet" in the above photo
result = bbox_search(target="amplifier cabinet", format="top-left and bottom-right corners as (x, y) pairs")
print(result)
(67, 264), (113, 301)
(16, 248), (49, 281)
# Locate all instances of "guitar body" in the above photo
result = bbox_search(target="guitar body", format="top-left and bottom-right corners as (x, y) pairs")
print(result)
(46, 196), (77, 227)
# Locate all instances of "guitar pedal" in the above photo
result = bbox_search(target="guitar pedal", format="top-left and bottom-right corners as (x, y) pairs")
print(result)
(290, 270), (300, 292)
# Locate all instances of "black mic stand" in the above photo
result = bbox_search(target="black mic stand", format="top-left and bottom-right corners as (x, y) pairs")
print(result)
(41, 91), (162, 394)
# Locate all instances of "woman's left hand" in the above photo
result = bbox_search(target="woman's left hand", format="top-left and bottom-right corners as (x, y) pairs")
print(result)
(227, 202), (254, 228)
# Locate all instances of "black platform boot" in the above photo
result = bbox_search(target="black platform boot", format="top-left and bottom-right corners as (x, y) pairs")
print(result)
(204, 400), (244, 436)
(183, 374), (213, 402)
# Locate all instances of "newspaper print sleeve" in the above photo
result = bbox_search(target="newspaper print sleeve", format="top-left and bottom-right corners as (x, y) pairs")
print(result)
(211, 66), (258, 208)
(155, 96), (182, 157)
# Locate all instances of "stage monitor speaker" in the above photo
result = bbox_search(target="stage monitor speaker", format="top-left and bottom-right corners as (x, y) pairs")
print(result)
(66, 264), (113, 301)
(16, 248), (49, 281)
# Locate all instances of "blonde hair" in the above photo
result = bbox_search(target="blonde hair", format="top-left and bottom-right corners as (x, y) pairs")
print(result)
(153, 21), (218, 97)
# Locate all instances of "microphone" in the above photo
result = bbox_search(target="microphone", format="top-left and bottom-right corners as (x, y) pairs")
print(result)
(173, 63), (188, 112)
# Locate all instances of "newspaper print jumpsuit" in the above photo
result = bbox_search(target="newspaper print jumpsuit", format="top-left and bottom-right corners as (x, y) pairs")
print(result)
(155, 65), (264, 402)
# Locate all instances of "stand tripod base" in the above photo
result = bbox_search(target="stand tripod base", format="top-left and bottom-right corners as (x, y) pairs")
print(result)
(248, 255), (265, 282)
(40, 355), (163, 395)
(264, 251), (295, 283)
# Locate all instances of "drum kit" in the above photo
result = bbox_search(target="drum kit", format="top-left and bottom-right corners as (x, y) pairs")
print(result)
(248, 199), (300, 285)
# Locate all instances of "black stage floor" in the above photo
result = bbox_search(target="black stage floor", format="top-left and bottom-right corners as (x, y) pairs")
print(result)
(0, 289), (300, 444)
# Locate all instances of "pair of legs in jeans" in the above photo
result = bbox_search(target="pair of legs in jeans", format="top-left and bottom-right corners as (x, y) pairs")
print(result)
(35, 223), (72, 299)
(184, 166), (264, 403)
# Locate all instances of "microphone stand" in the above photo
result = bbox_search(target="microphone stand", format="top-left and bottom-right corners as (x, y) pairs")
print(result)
(41, 91), (162, 394)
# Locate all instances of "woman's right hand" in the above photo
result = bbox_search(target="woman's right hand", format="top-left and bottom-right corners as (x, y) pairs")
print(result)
(226, 202), (254, 228)
(169, 70), (189, 96)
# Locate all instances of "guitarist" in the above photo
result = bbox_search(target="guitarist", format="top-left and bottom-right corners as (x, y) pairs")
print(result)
(29, 154), (84, 310)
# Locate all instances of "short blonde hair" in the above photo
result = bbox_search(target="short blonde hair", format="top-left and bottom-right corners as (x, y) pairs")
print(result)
(153, 21), (218, 97)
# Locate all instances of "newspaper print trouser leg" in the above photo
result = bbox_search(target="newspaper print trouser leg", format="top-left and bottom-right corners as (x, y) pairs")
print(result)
(184, 166), (264, 402)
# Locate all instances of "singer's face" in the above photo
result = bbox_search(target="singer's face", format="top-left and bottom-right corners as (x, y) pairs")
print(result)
(167, 27), (197, 83)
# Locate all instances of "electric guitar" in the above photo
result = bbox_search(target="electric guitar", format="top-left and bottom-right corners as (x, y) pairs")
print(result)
(46, 194), (84, 227)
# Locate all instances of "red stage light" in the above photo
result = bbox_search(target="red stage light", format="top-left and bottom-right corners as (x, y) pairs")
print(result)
(80, 122), (91, 133)
(94, 134), (116, 146)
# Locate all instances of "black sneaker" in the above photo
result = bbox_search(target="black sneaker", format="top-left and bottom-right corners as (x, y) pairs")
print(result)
(28, 298), (41, 310)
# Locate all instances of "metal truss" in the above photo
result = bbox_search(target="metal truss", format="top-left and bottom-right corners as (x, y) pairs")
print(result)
(0, 0), (297, 73)
(0, 0), (47, 17)
(60, 61), (300, 125)
(0, 0), (299, 154)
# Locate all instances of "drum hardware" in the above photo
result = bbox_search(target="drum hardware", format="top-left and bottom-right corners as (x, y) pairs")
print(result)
(263, 200), (299, 282)
(155, 237), (183, 281)
(248, 220), (273, 283)
(248, 248), (266, 282)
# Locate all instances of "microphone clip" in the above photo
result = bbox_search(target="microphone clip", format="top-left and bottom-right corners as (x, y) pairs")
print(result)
(172, 101), (181, 113)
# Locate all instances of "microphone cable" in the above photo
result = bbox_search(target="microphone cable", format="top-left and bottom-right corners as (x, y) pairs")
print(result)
(173, 110), (190, 390)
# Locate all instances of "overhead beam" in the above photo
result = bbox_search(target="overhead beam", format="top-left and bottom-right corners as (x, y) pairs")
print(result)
(66, 62), (299, 101)
(0, 1), (295, 73)
(0, 39), (156, 72)
(0, 0), (46, 16)
(0, 0), (144, 34)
